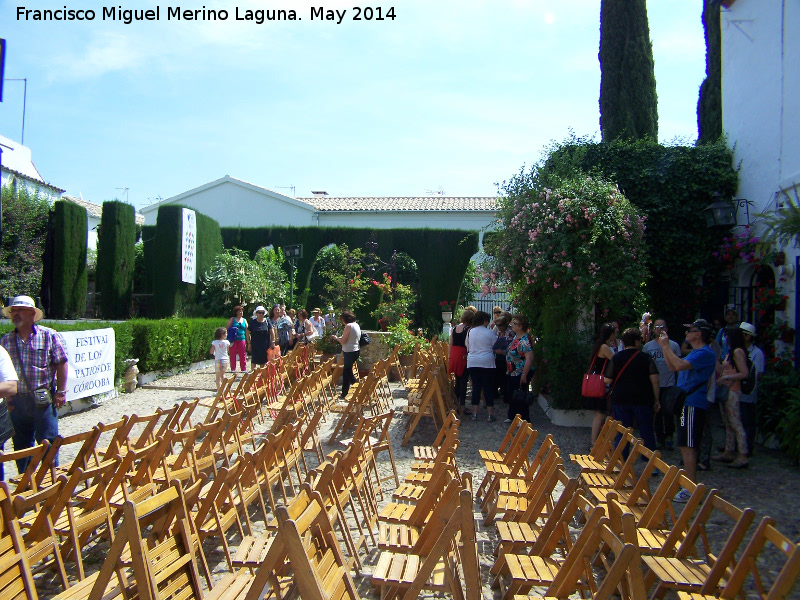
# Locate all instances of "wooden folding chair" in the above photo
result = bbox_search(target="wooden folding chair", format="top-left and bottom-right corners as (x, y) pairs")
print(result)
(634, 467), (707, 556)
(12, 470), (75, 590)
(477, 421), (538, 503)
(379, 477), (464, 552)
(675, 516), (800, 600)
(569, 418), (627, 470)
(482, 434), (559, 516)
(642, 491), (757, 599)
(491, 489), (606, 598)
(56, 455), (127, 580)
(495, 470), (579, 559)
(31, 426), (102, 488)
(582, 440), (661, 509)
(413, 410), (459, 462)
(372, 484), (476, 600)
(0, 482), (40, 600)
(510, 518), (648, 600)
(192, 458), (249, 570)
(52, 482), (206, 600)
(0, 441), (51, 497)
(483, 443), (562, 526)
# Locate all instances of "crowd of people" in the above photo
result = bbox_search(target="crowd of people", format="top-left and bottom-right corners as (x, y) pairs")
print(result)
(585, 309), (765, 503)
(210, 304), (353, 390)
(448, 305), (534, 424)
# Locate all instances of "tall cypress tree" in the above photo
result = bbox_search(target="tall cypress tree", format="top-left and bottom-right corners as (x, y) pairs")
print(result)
(599, 0), (658, 141)
(697, 0), (722, 144)
(96, 200), (136, 319)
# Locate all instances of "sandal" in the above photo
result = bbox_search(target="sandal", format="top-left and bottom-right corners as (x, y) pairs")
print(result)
(728, 459), (749, 469)
(712, 452), (735, 463)
(462, 408), (473, 416)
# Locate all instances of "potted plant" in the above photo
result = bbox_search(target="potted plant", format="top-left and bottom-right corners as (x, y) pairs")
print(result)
(313, 325), (341, 359)
(386, 318), (431, 375)
(438, 300), (456, 322)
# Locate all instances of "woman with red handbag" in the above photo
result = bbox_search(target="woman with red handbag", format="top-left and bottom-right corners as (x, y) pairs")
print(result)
(584, 322), (616, 446)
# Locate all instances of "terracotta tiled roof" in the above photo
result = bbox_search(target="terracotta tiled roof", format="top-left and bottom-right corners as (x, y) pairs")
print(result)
(299, 196), (497, 212)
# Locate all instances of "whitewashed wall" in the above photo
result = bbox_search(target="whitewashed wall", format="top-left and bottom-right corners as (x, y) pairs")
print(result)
(722, 0), (799, 314)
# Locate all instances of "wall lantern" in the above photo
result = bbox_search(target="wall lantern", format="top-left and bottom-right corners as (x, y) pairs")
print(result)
(703, 192), (737, 228)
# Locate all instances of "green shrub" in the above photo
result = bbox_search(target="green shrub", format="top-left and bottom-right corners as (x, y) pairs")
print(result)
(0, 185), (51, 299)
(97, 201), (136, 319)
(1, 318), (224, 380)
(45, 200), (88, 318)
(200, 247), (289, 315)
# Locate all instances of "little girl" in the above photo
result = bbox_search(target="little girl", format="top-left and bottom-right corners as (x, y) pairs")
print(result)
(210, 327), (231, 390)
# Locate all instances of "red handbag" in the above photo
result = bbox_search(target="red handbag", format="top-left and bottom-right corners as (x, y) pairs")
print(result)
(582, 355), (606, 398)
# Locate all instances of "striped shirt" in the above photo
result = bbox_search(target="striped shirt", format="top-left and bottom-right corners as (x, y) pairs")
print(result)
(0, 325), (68, 393)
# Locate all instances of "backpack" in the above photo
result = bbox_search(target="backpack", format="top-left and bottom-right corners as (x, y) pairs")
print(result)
(227, 326), (238, 344)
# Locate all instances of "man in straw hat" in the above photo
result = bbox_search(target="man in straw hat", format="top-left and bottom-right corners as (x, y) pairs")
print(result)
(0, 295), (68, 478)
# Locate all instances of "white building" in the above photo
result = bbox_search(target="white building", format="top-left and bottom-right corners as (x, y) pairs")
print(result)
(0, 134), (64, 202)
(722, 0), (799, 335)
(140, 175), (497, 246)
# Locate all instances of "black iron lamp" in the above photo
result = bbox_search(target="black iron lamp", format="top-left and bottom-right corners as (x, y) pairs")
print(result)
(703, 192), (737, 228)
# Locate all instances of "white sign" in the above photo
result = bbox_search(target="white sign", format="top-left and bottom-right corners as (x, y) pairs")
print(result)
(60, 328), (116, 399)
(181, 207), (197, 284)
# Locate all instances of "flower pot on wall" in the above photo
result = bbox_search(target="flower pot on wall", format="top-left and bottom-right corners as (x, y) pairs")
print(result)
(780, 330), (795, 344)
(442, 311), (453, 323)
(776, 298), (787, 312)
(774, 251), (787, 267)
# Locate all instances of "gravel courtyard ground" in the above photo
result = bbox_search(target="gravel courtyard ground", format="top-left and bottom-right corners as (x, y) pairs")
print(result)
(32, 363), (800, 599)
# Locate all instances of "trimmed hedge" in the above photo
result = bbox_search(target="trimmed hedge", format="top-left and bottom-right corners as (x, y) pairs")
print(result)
(44, 200), (88, 318)
(0, 318), (224, 381)
(220, 226), (479, 327)
(97, 201), (137, 319)
(153, 206), (223, 317)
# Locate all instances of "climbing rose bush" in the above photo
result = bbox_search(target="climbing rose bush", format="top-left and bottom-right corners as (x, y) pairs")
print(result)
(487, 173), (647, 317)
(484, 171), (648, 409)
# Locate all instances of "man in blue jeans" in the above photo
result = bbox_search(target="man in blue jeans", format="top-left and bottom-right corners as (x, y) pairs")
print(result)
(0, 295), (68, 478)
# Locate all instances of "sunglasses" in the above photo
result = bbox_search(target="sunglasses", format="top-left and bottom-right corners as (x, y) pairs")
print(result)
(687, 328), (700, 333)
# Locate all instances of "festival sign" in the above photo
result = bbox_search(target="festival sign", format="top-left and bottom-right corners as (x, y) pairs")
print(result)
(59, 328), (116, 399)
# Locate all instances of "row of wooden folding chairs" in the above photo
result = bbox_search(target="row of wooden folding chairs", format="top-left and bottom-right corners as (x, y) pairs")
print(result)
(485, 418), (800, 600)
(2, 403), (261, 588)
(370, 415), (480, 600)
(22, 475), (360, 600)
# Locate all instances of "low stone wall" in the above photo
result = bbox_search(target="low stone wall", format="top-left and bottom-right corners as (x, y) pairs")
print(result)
(357, 331), (392, 370)
(537, 394), (593, 428)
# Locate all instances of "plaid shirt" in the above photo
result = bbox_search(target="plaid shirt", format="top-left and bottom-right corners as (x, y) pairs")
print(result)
(0, 325), (68, 394)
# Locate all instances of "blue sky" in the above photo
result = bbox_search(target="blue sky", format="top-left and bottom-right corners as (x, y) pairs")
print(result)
(1, 1), (706, 208)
